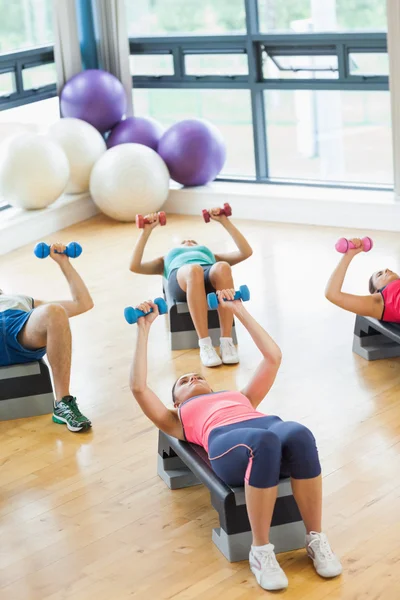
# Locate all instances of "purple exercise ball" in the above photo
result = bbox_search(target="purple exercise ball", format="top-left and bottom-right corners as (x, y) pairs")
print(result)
(157, 119), (226, 186)
(60, 69), (127, 134)
(107, 116), (165, 150)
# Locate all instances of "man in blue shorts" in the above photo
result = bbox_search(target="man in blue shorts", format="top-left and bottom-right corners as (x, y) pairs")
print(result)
(0, 243), (94, 432)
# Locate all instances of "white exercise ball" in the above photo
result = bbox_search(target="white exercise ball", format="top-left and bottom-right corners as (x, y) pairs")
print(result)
(0, 133), (70, 210)
(48, 118), (106, 194)
(89, 143), (170, 222)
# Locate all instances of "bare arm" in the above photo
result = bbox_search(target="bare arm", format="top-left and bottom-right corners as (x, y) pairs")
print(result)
(129, 219), (164, 275)
(325, 252), (382, 318)
(218, 295), (281, 408)
(212, 214), (253, 266)
(34, 246), (93, 318)
(130, 305), (184, 439)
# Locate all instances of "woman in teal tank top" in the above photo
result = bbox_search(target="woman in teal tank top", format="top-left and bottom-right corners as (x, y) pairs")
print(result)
(129, 209), (253, 368)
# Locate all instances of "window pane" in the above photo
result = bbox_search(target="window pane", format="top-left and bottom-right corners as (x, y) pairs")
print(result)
(133, 89), (255, 177)
(0, 72), (15, 97)
(130, 54), (174, 76)
(125, 0), (246, 36)
(258, 0), (387, 33)
(265, 90), (392, 185)
(0, 0), (54, 52)
(263, 54), (338, 79)
(22, 63), (56, 90)
(185, 53), (248, 76)
(349, 52), (389, 76)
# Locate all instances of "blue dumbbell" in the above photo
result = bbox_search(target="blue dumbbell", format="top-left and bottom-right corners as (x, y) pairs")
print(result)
(207, 285), (250, 310)
(34, 242), (82, 259)
(124, 297), (168, 325)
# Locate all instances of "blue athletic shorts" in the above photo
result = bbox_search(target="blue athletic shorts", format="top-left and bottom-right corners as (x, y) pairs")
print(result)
(0, 309), (46, 366)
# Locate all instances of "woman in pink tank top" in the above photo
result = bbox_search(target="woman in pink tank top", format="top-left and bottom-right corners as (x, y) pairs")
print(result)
(130, 291), (342, 591)
(325, 237), (400, 322)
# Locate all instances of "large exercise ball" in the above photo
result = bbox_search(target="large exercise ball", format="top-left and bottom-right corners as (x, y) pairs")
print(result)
(158, 119), (226, 186)
(60, 69), (127, 133)
(48, 118), (107, 194)
(90, 143), (170, 222)
(107, 116), (165, 151)
(0, 133), (70, 209)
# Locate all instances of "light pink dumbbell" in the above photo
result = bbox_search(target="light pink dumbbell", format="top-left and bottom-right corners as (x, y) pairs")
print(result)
(335, 236), (373, 253)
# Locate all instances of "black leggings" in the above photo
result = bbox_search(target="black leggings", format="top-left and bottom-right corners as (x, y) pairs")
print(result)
(208, 416), (321, 489)
(167, 265), (216, 302)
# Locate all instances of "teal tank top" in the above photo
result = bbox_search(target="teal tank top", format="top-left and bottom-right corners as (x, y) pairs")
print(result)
(164, 246), (216, 279)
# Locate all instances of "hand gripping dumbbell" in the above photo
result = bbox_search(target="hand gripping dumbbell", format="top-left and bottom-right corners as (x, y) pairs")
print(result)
(34, 242), (82, 259)
(207, 285), (250, 310)
(136, 211), (167, 229)
(124, 297), (168, 325)
(202, 203), (232, 224)
(335, 237), (373, 254)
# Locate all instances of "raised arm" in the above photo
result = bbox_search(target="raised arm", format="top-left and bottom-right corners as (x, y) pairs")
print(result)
(218, 292), (281, 408)
(210, 210), (253, 266)
(130, 301), (184, 439)
(34, 244), (93, 317)
(325, 241), (382, 318)
(129, 214), (164, 275)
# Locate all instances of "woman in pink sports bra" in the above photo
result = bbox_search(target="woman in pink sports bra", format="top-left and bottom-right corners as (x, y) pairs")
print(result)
(325, 237), (400, 321)
(130, 291), (342, 592)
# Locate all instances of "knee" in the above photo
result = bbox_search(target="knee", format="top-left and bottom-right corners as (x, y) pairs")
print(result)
(254, 430), (281, 456)
(41, 303), (69, 325)
(212, 261), (232, 281)
(284, 423), (317, 453)
(186, 264), (204, 282)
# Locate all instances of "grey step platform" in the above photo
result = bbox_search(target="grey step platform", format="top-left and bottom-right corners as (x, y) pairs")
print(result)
(353, 315), (400, 361)
(158, 431), (306, 562)
(163, 277), (237, 351)
(0, 359), (54, 421)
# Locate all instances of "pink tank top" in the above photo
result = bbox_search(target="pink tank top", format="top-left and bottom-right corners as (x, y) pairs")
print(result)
(380, 279), (400, 322)
(179, 391), (266, 453)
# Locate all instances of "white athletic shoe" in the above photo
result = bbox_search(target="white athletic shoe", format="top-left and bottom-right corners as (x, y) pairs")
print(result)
(306, 532), (343, 578)
(220, 338), (239, 364)
(249, 544), (289, 591)
(199, 344), (222, 367)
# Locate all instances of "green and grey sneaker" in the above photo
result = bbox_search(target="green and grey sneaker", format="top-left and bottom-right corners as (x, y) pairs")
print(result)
(52, 396), (92, 432)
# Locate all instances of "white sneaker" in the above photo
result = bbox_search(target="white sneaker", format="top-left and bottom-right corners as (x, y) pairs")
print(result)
(220, 338), (239, 364)
(306, 532), (343, 578)
(249, 544), (289, 591)
(199, 344), (222, 367)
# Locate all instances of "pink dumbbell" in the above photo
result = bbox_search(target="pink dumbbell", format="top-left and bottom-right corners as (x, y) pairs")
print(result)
(335, 237), (373, 253)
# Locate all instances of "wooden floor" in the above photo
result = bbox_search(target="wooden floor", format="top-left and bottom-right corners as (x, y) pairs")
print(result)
(1, 213), (400, 599)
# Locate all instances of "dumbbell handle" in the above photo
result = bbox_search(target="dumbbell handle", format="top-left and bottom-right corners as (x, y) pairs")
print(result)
(203, 203), (232, 223)
(207, 285), (250, 310)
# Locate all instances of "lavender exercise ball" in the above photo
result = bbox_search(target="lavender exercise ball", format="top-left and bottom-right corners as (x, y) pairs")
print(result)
(107, 116), (165, 150)
(60, 69), (127, 134)
(157, 119), (226, 186)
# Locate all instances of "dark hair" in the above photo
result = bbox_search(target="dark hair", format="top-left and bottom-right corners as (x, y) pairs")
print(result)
(369, 274), (377, 294)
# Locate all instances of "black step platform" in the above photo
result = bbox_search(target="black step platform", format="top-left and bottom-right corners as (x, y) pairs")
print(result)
(0, 359), (54, 421)
(158, 430), (305, 562)
(353, 315), (400, 360)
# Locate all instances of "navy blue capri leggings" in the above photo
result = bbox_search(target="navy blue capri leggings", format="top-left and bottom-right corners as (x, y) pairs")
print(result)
(208, 416), (321, 489)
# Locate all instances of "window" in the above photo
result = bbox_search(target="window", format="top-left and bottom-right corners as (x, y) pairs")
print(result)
(134, 89), (255, 177)
(265, 90), (392, 185)
(126, 0), (246, 37)
(257, 0), (387, 33)
(0, 0), (54, 53)
(127, 1), (390, 188)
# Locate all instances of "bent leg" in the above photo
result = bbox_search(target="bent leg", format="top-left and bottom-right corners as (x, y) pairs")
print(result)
(209, 261), (235, 337)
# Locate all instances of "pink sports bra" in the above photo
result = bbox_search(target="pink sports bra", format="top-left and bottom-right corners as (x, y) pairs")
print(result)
(178, 390), (265, 453)
(380, 279), (400, 323)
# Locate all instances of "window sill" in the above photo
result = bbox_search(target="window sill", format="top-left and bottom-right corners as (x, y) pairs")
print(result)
(0, 193), (98, 256)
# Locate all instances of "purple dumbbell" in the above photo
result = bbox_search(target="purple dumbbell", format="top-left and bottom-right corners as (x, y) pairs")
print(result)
(335, 237), (373, 254)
